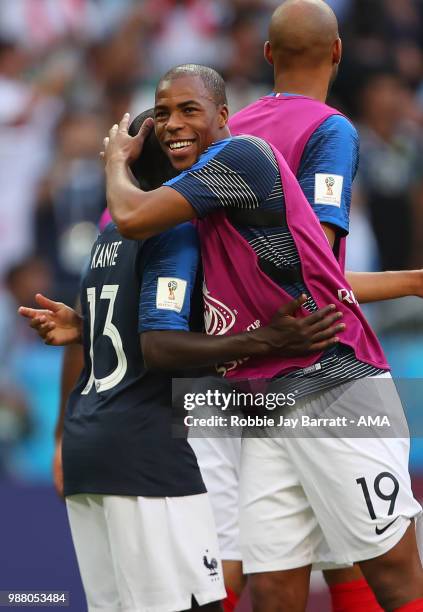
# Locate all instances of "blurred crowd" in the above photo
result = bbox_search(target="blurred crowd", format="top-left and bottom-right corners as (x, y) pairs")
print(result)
(0, 0), (423, 481)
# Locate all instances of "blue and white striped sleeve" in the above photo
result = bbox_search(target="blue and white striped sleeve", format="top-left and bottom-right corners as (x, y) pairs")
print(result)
(164, 137), (278, 217)
(297, 115), (359, 235)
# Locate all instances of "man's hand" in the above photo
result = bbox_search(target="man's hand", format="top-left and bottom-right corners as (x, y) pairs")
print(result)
(100, 112), (154, 166)
(18, 293), (83, 346)
(255, 295), (345, 356)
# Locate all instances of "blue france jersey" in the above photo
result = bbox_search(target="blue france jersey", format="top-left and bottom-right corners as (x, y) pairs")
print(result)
(165, 135), (384, 396)
(63, 222), (205, 498)
(139, 222), (199, 333)
(297, 114), (359, 235)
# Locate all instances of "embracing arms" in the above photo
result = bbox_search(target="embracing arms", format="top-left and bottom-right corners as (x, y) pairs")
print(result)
(19, 294), (344, 368)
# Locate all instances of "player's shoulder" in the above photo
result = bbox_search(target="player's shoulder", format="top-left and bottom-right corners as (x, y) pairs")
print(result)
(178, 135), (276, 175)
(230, 133), (273, 150)
(164, 221), (198, 244)
(317, 114), (359, 142)
(226, 134), (278, 166)
(299, 113), (360, 178)
(144, 222), (199, 253)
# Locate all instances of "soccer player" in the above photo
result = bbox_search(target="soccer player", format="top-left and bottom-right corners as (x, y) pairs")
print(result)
(101, 67), (423, 611)
(199, 1), (423, 608)
(21, 108), (346, 612)
(229, 0), (421, 304)
(22, 108), (226, 612)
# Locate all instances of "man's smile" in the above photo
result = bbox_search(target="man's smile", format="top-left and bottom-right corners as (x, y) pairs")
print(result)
(167, 139), (196, 151)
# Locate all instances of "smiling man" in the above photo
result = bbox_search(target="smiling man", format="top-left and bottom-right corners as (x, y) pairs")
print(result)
(155, 68), (228, 171)
(104, 68), (230, 238)
(103, 65), (423, 612)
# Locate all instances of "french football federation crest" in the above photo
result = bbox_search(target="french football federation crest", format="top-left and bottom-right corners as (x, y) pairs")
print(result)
(203, 282), (236, 336)
(203, 551), (218, 577)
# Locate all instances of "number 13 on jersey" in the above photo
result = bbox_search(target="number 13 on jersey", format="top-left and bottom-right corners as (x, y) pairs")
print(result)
(82, 285), (128, 394)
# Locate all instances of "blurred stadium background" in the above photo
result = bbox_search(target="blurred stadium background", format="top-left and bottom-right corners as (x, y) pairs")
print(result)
(0, 0), (422, 609)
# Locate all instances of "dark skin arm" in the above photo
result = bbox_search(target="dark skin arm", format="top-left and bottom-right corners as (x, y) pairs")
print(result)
(54, 298), (83, 499)
(322, 222), (423, 303)
(141, 295), (344, 370)
(55, 334), (84, 443)
(19, 294), (345, 369)
(106, 159), (193, 240)
(18, 295), (84, 498)
(53, 339), (84, 498)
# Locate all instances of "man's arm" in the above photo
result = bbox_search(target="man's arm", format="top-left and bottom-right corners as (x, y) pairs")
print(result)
(53, 305), (84, 498)
(346, 270), (423, 303)
(141, 297), (344, 370)
(137, 214), (344, 369)
(319, 224), (423, 303)
(106, 161), (194, 240)
(18, 295), (84, 497)
(103, 115), (278, 240)
(19, 292), (345, 365)
(300, 117), (423, 304)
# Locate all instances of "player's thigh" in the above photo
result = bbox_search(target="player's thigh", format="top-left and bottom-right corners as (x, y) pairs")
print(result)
(287, 377), (421, 564)
(189, 434), (242, 561)
(239, 436), (325, 573)
(66, 494), (120, 610)
(103, 493), (226, 612)
(359, 520), (423, 602)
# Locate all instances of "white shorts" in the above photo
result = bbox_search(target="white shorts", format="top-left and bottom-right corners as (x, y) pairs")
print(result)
(239, 375), (422, 573)
(66, 493), (226, 612)
(188, 414), (351, 569)
(189, 435), (242, 561)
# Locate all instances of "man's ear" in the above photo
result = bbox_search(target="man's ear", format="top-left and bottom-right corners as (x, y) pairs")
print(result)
(264, 41), (274, 66)
(218, 104), (229, 128)
(333, 37), (342, 66)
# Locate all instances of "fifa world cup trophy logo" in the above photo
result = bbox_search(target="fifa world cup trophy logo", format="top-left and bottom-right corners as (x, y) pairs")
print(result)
(168, 280), (178, 300)
(325, 176), (335, 196)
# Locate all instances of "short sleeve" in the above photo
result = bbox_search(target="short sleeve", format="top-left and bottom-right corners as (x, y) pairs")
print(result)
(297, 115), (359, 235)
(138, 223), (199, 333)
(164, 136), (279, 217)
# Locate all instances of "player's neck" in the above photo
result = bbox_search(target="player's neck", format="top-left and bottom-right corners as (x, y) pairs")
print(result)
(273, 70), (329, 104)
(211, 126), (231, 145)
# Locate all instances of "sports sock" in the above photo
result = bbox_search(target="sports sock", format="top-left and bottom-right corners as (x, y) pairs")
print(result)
(393, 599), (423, 612)
(223, 587), (239, 612)
(329, 577), (382, 611)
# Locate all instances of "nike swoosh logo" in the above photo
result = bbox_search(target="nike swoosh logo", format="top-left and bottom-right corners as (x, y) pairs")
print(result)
(375, 517), (399, 535)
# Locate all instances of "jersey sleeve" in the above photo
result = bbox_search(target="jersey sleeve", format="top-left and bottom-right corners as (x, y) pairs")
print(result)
(138, 223), (200, 333)
(164, 137), (278, 217)
(297, 115), (359, 235)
